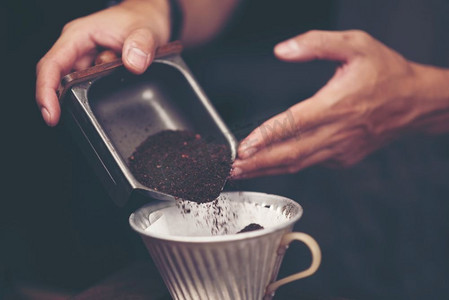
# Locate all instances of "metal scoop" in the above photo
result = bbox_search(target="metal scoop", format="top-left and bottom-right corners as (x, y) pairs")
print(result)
(58, 42), (238, 206)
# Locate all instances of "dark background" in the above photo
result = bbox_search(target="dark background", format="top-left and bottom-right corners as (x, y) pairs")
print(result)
(1, 0), (449, 299)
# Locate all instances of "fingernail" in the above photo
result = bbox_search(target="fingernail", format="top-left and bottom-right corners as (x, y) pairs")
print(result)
(231, 167), (243, 178)
(275, 40), (300, 57)
(41, 107), (51, 125)
(239, 147), (257, 159)
(127, 47), (149, 70)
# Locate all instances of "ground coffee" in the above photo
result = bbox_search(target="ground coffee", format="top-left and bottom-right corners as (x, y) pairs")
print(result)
(237, 223), (264, 233)
(129, 130), (232, 203)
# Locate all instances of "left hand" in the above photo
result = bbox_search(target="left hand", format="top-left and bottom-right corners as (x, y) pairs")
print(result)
(231, 30), (449, 179)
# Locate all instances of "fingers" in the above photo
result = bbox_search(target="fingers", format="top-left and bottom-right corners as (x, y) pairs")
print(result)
(36, 26), (157, 126)
(36, 36), (92, 126)
(231, 148), (333, 179)
(274, 30), (371, 62)
(122, 28), (157, 74)
(234, 137), (310, 175)
(233, 123), (333, 175)
(237, 97), (325, 160)
(94, 50), (119, 65)
(73, 49), (98, 71)
(36, 60), (61, 126)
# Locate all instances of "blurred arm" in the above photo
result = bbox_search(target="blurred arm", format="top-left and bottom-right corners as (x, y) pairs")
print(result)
(178, 0), (241, 46)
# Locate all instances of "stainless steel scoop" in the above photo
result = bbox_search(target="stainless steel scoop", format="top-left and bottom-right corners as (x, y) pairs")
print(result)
(58, 42), (238, 206)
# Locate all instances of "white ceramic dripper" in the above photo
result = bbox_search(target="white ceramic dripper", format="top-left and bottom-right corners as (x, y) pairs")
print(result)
(129, 191), (321, 299)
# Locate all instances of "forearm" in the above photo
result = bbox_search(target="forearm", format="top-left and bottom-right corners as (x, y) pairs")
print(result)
(122, 0), (240, 47)
(408, 63), (449, 135)
(178, 0), (241, 46)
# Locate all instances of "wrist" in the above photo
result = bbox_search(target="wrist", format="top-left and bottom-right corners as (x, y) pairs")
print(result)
(119, 0), (171, 45)
(407, 62), (449, 134)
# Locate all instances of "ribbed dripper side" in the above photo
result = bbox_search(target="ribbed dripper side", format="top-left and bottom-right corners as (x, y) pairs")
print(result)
(142, 228), (291, 300)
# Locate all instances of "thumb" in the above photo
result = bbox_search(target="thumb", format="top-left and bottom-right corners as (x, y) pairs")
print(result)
(122, 28), (157, 74)
(274, 30), (369, 63)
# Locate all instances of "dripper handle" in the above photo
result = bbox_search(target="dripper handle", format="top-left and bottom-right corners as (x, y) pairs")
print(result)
(264, 232), (322, 298)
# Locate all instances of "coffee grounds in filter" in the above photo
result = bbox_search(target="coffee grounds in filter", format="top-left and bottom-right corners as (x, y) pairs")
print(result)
(237, 223), (264, 233)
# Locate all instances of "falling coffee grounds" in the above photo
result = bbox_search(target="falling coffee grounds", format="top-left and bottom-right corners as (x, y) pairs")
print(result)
(129, 130), (232, 203)
(237, 223), (264, 233)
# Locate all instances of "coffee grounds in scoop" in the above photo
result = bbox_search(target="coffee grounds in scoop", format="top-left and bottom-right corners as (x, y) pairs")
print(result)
(129, 130), (232, 203)
(237, 223), (264, 233)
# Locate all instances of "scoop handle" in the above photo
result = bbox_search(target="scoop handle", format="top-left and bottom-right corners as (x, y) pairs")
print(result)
(264, 232), (322, 298)
(57, 41), (183, 100)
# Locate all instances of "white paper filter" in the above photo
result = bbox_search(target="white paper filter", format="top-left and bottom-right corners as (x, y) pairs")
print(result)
(145, 195), (295, 237)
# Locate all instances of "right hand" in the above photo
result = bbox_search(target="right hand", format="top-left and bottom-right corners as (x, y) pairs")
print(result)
(35, 0), (171, 126)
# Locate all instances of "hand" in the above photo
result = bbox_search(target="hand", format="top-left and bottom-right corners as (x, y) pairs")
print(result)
(232, 30), (449, 179)
(35, 0), (171, 126)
